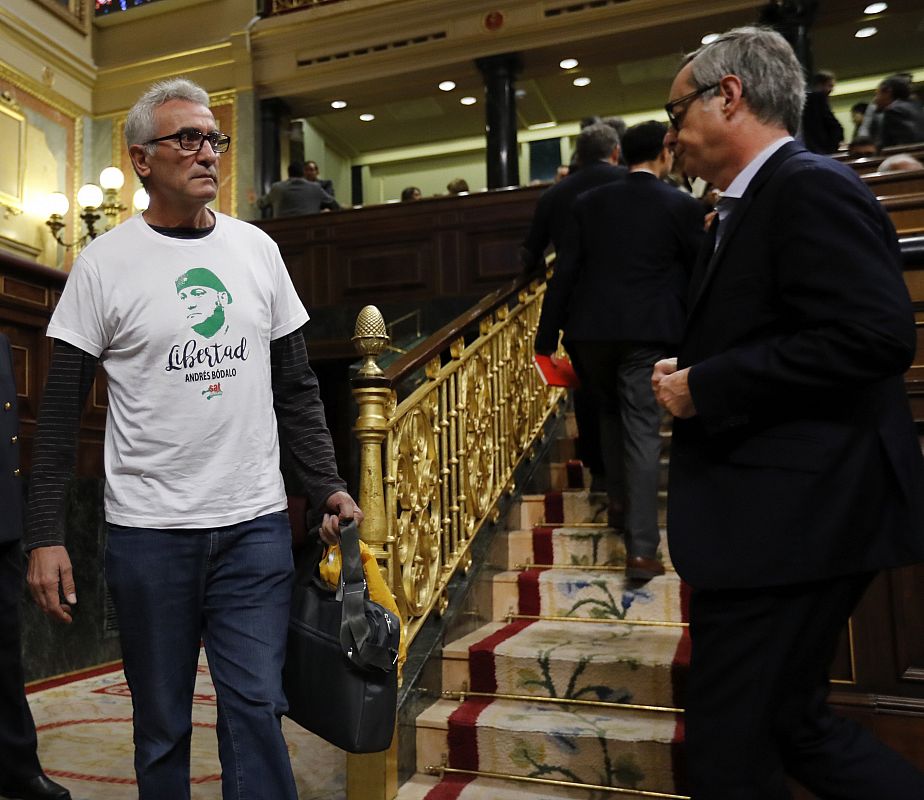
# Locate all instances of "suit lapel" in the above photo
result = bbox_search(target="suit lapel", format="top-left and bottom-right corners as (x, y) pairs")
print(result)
(687, 141), (805, 320)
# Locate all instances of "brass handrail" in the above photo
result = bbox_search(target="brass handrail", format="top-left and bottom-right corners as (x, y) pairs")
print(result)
(350, 275), (564, 647)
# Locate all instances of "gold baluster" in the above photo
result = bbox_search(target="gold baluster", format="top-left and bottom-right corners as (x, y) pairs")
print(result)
(349, 305), (398, 800)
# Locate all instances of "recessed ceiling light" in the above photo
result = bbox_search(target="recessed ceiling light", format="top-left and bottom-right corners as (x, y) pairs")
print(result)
(359, 113), (375, 122)
(330, 100), (347, 109)
(559, 58), (579, 70)
(438, 81), (456, 91)
(701, 33), (720, 45)
(528, 121), (557, 130)
(460, 96), (477, 105)
(855, 26), (878, 38)
(864, 2), (887, 13)
(573, 76), (591, 87)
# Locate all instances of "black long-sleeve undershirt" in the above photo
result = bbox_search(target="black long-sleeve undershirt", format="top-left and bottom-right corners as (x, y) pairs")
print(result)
(24, 331), (345, 550)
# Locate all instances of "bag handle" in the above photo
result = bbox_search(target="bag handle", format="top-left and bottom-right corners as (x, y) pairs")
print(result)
(337, 520), (371, 664)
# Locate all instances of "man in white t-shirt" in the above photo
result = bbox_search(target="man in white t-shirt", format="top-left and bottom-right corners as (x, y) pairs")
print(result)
(24, 78), (361, 800)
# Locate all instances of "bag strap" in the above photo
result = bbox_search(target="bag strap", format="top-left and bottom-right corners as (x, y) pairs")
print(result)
(337, 520), (397, 672)
(338, 520), (373, 665)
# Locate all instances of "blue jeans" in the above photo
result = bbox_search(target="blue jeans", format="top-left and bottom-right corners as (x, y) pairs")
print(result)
(104, 511), (297, 800)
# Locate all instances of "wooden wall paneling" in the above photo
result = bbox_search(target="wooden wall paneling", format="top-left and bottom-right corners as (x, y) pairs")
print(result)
(889, 565), (924, 685)
(338, 241), (434, 300)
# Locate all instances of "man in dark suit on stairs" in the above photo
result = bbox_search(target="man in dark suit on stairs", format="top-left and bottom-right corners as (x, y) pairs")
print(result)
(652, 26), (924, 798)
(536, 120), (705, 580)
(0, 333), (71, 800)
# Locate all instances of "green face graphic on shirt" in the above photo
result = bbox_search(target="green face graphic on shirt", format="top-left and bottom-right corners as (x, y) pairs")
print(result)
(175, 268), (232, 339)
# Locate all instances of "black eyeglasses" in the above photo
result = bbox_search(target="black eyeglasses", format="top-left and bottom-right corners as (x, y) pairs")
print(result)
(665, 83), (720, 130)
(144, 128), (232, 154)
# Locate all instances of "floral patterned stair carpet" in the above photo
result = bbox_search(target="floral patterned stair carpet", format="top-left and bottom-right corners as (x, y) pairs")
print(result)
(406, 482), (691, 800)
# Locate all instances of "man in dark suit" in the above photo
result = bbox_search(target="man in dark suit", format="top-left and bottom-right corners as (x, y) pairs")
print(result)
(522, 123), (627, 489)
(535, 121), (704, 579)
(653, 27), (924, 798)
(520, 121), (627, 277)
(0, 333), (71, 800)
(873, 74), (924, 149)
(800, 70), (843, 154)
(259, 161), (339, 217)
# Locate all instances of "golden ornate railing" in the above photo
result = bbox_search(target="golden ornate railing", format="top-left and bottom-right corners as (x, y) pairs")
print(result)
(350, 274), (565, 649)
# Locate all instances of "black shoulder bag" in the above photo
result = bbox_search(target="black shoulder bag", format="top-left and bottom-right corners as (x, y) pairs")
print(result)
(283, 519), (400, 753)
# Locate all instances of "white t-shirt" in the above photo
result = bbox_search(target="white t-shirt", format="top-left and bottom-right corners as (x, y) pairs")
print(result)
(48, 212), (309, 528)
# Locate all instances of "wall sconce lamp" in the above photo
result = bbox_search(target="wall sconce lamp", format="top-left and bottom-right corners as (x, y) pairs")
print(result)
(46, 166), (130, 249)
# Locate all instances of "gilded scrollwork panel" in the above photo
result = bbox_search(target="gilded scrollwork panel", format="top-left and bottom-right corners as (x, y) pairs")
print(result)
(391, 395), (441, 618)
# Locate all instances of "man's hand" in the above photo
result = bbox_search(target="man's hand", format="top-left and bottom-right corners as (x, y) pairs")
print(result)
(652, 358), (697, 419)
(319, 491), (364, 545)
(27, 546), (77, 623)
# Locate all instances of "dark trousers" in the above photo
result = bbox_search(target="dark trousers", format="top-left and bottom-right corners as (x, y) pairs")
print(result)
(568, 340), (664, 558)
(104, 511), (297, 800)
(686, 572), (924, 799)
(0, 541), (42, 785)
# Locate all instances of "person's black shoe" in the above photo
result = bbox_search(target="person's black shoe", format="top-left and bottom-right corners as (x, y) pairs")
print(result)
(0, 774), (72, 800)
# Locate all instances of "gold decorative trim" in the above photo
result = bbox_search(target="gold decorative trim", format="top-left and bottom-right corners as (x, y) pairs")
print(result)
(0, 96), (26, 215)
(16, 0), (88, 35)
(0, 60), (84, 119)
(95, 59), (236, 92)
(427, 764), (690, 799)
(95, 42), (233, 74)
(0, 8), (93, 87)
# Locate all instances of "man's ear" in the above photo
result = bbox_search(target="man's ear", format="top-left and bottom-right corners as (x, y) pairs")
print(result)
(718, 75), (745, 115)
(129, 144), (152, 182)
(610, 144), (621, 164)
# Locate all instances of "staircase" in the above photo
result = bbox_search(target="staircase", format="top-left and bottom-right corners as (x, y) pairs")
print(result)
(396, 414), (691, 799)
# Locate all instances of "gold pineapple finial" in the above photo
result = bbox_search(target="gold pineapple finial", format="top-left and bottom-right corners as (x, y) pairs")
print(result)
(352, 305), (390, 377)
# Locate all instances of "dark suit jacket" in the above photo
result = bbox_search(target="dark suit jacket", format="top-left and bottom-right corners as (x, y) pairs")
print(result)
(0, 334), (22, 544)
(520, 161), (627, 274)
(800, 90), (843, 154)
(262, 178), (339, 217)
(669, 141), (924, 590)
(537, 172), (704, 350)
(880, 99), (924, 149)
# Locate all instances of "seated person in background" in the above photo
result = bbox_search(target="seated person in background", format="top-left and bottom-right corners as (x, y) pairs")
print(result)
(446, 178), (470, 194)
(304, 160), (335, 197)
(400, 186), (422, 202)
(873, 74), (924, 149)
(879, 153), (924, 172)
(847, 135), (878, 159)
(260, 162), (339, 217)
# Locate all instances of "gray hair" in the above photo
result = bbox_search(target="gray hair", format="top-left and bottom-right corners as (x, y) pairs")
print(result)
(575, 122), (620, 166)
(124, 78), (211, 153)
(681, 26), (805, 136)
